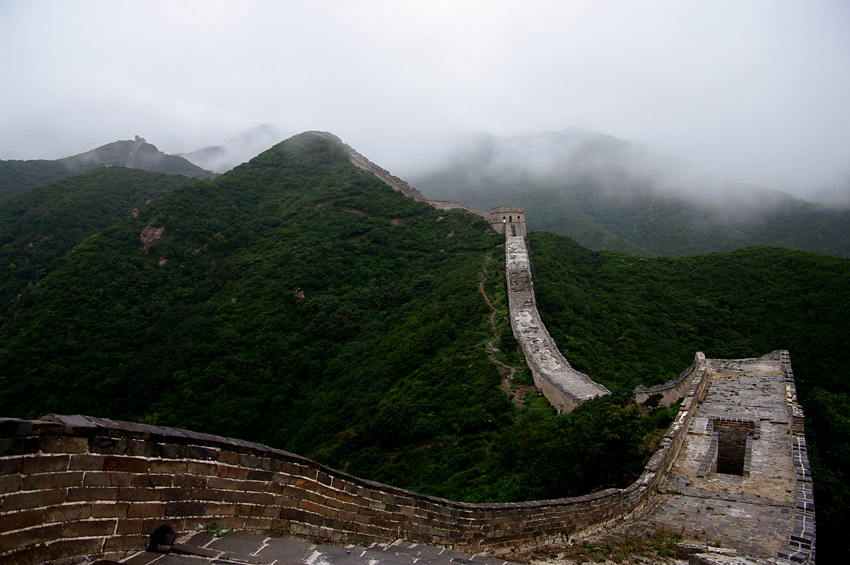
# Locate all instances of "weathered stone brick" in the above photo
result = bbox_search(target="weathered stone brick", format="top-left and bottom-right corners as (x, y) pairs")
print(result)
(130, 473), (173, 488)
(115, 518), (146, 535)
(46, 537), (105, 561)
(126, 440), (162, 458)
(126, 502), (167, 519)
(160, 444), (187, 459)
(0, 437), (39, 457)
(45, 502), (91, 523)
(118, 486), (168, 502)
(246, 469), (273, 482)
(3, 488), (67, 511)
(103, 455), (148, 473)
(66, 486), (119, 502)
(38, 436), (89, 454)
(22, 470), (83, 491)
(61, 519), (117, 538)
(89, 436), (127, 455)
(0, 543), (48, 565)
(83, 471), (132, 488)
(165, 501), (205, 517)
(21, 454), (69, 474)
(217, 464), (249, 480)
(68, 453), (104, 471)
(186, 445), (219, 461)
(0, 472), (22, 495)
(148, 459), (187, 474)
(91, 502), (130, 519)
(103, 533), (147, 553)
(0, 508), (44, 533)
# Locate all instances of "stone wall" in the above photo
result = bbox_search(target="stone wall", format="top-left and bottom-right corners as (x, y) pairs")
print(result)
(428, 200), (491, 221)
(504, 229), (610, 412)
(779, 351), (816, 563)
(634, 352), (706, 407)
(0, 377), (710, 565)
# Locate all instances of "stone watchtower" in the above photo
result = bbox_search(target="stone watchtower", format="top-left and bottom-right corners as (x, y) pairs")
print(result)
(490, 206), (526, 237)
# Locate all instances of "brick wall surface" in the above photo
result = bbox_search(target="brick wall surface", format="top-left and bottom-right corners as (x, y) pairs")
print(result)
(0, 375), (706, 565)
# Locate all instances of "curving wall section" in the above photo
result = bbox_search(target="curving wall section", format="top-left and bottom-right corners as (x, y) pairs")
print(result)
(505, 229), (610, 412)
(0, 362), (711, 565)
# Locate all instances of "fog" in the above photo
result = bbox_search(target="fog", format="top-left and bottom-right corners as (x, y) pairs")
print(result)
(2, 0), (849, 200)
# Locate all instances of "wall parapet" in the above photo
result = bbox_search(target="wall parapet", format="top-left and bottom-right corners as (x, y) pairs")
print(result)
(0, 375), (708, 565)
(634, 352), (707, 407)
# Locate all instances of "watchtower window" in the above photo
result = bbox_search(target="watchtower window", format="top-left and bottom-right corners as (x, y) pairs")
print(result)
(713, 419), (755, 476)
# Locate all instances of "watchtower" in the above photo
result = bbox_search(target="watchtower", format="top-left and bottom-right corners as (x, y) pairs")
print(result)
(490, 206), (526, 237)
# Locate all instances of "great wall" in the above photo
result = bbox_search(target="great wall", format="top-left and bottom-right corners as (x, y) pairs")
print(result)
(0, 133), (816, 563)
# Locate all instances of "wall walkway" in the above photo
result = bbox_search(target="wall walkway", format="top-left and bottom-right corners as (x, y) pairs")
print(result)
(504, 227), (610, 412)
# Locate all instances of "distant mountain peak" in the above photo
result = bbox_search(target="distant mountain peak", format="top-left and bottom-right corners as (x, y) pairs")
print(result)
(179, 124), (289, 173)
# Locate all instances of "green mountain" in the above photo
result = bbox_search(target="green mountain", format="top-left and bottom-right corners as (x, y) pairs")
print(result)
(411, 129), (850, 257)
(0, 131), (846, 555)
(0, 137), (217, 202)
(0, 167), (199, 305)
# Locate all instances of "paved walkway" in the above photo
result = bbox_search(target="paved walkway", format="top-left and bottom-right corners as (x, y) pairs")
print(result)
(119, 531), (522, 565)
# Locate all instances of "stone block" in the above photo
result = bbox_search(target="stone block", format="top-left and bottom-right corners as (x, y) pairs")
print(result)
(22, 470), (83, 491)
(44, 502), (92, 523)
(165, 501), (206, 517)
(0, 472), (22, 495)
(21, 454), (70, 475)
(102, 456), (148, 474)
(148, 459), (186, 474)
(3, 487), (67, 511)
(66, 486), (120, 502)
(103, 533), (147, 553)
(68, 453), (104, 471)
(0, 437), (39, 457)
(46, 537), (105, 561)
(0, 508), (44, 533)
(61, 518), (117, 538)
(91, 502), (130, 519)
(126, 502), (167, 519)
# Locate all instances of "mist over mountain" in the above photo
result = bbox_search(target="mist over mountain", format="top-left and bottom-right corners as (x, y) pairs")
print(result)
(178, 123), (289, 173)
(0, 138), (216, 202)
(411, 128), (850, 256)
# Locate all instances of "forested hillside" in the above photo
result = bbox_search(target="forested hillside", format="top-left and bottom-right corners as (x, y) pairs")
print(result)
(411, 129), (850, 257)
(0, 168), (197, 304)
(0, 139), (216, 201)
(0, 133), (667, 504)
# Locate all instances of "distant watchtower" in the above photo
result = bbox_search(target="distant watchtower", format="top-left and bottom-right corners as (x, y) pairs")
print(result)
(490, 206), (526, 237)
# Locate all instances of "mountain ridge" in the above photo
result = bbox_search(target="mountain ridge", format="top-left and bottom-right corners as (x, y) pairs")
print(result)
(0, 137), (216, 202)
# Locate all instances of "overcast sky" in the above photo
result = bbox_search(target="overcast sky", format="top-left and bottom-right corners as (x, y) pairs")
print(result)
(1, 0), (848, 196)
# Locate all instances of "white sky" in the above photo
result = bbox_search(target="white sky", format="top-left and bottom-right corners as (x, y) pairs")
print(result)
(1, 0), (848, 195)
